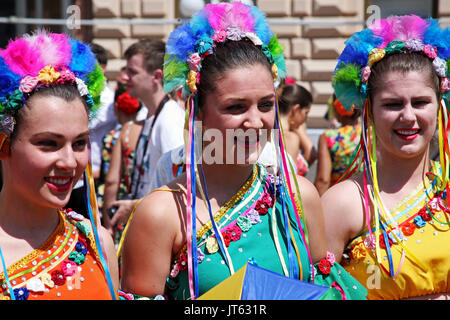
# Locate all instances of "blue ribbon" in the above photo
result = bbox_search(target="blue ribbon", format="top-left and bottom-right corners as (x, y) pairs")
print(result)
(83, 171), (117, 300)
(0, 246), (15, 300)
(189, 107), (199, 299)
(380, 220), (395, 277)
(198, 163), (234, 281)
(274, 102), (299, 279)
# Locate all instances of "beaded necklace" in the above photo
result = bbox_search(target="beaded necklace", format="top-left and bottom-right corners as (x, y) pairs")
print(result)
(0, 209), (99, 300)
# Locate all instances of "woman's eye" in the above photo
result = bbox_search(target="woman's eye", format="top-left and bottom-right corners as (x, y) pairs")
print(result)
(73, 139), (88, 150)
(226, 104), (245, 112)
(38, 140), (58, 147)
(412, 100), (429, 107)
(258, 101), (274, 110)
(383, 102), (402, 108)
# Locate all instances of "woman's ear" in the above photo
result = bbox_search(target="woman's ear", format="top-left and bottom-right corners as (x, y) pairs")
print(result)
(288, 103), (301, 119)
(292, 103), (301, 113)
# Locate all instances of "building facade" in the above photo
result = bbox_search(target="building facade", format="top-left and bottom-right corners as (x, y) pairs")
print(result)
(2, 0), (449, 126)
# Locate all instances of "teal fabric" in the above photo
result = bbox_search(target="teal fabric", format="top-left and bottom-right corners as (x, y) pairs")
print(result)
(165, 164), (367, 300)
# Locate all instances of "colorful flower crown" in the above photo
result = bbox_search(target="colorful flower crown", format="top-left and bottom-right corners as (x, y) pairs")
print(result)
(163, 2), (287, 98)
(332, 15), (450, 112)
(0, 31), (105, 137)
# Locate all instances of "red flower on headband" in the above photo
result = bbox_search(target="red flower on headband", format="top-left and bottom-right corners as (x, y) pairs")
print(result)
(116, 91), (140, 115)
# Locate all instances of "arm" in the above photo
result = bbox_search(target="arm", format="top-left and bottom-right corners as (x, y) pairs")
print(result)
(99, 225), (120, 293)
(320, 180), (365, 262)
(120, 191), (178, 296)
(292, 174), (327, 263)
(297, 124), (317, 166)
(102, 127), (124, 220)
(314, 133), (332, 196)
(283, 130), (301, 163)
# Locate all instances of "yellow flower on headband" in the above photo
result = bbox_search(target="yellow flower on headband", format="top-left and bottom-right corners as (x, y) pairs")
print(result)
(368, 48), (386, 67)
(186, 70), (197, 93)
(37, 65), (60, 84)
(271, 63), (278, 80)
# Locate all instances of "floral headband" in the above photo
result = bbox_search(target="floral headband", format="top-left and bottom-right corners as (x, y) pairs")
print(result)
(0, 31), (105, 138)
(332, 15), (450, 112)
(163, 2), (287, 98)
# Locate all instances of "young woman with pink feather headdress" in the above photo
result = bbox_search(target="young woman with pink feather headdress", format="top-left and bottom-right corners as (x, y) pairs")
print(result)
(322, 14), (450, 300)
(0, 31), (118, 300)
(118, 2), (366, 300)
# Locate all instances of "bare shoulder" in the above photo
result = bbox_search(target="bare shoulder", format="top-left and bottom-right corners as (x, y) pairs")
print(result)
(294, 174), (321, 204)
(127, 173), (188, 251)
(321, 175), (364, 219)
(131, 184), (183, 235)
(320, 174), (366, 248)
(290, 173), (327, 261)
(120, 178), (186, 295)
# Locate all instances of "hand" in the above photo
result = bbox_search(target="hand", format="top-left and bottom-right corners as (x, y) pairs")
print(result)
(109, 199), (139, 230)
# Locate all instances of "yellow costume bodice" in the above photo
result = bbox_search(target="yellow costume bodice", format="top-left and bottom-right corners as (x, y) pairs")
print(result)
(343, 166), (450, 299)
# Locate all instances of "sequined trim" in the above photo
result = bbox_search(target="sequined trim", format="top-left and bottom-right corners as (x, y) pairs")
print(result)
(177, 165), (259, 257)
(0, 210), (78, 290)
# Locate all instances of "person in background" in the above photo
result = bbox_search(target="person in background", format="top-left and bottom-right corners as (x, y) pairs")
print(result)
(97, 87), (142, 241)
(64, 43), (117, 218)
(88, 43), (118, 180)
(0, 31), (118, 300)
(102, 39), (185, 232)
(314, 94), (361, 195)
(277, 83), (316, 176)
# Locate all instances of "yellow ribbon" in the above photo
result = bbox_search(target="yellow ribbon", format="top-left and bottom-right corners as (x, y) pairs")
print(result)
(186, 70), (197, 93)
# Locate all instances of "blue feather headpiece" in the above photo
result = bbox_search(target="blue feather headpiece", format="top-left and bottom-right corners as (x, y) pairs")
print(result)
(163, 2), (287, 98)
(333, 15), (450, 112)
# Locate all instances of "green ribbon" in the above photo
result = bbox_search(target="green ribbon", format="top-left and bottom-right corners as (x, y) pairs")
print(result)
(261, 45), (274, 64)
(385, 40), (406, 55)
(3, 89), (23, 114)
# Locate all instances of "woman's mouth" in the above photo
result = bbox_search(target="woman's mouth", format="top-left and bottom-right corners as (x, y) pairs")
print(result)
(394, 128), (420, 141)
(234, 135), (260, 150)
(44, 176), (74, 193)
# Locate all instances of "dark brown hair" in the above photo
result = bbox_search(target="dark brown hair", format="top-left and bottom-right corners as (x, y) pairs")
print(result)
(368, 52), (440, 102)
(11, 84), (89, 142)
(278, 84), (313, 115)
(124, 39), (165, 73)
(197, 39), (272, 108)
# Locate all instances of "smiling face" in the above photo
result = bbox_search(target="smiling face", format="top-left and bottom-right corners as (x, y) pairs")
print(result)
(371, 70), (439, 161)
(2, 94), (90, 209)
(198, 63), (275, 165)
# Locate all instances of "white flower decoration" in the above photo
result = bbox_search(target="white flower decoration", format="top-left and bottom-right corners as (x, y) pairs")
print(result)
(245, 32), (263, 46)
(226, 26), (245, 41)
(75, 77), (89, 97)
(26, 277), (46, 292)
(433, 57), (447, 77)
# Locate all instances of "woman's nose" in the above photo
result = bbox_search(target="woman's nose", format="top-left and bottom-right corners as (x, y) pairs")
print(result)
(242, 107), (264, 130)
(56, 145), (78, 171)
(400, 103), (416, 122)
